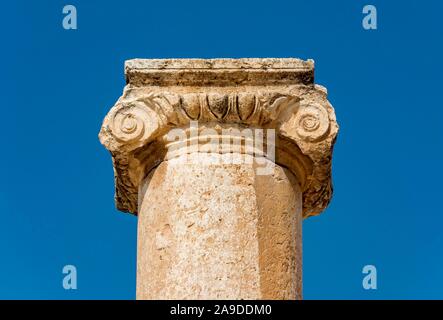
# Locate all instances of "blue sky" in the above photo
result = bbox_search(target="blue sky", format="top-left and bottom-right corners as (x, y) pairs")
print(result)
(1, 0), (442, 299)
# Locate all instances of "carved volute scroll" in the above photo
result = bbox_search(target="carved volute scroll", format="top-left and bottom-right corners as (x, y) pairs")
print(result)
(99, 58), (339, 218)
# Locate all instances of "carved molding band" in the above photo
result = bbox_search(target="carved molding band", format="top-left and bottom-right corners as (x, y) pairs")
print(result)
(102, 92), (331, 152)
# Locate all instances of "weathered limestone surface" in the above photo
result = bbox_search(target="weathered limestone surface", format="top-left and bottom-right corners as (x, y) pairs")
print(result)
(137, 154), (302, 299)
(99, 58), (338, 300)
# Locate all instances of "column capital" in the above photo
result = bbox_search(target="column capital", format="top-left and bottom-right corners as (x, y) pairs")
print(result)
(99, 58), (339, 218)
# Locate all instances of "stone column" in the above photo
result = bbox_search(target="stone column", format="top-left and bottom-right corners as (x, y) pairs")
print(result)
(99, 58), (338, 300)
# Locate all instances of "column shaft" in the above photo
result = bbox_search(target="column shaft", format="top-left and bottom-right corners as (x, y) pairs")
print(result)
(136, 153), (302, 299)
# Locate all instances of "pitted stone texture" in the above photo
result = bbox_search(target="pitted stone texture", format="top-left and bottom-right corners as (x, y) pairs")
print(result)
(125, 58), (314, 86)
(136, 153), (302, 300)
